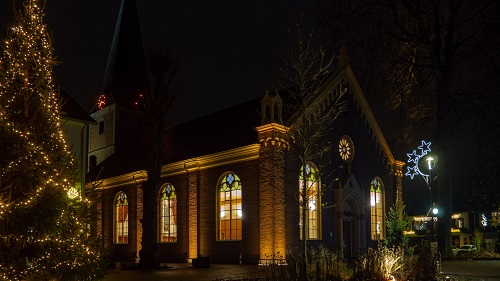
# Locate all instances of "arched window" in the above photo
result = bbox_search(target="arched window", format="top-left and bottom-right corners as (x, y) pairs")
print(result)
(159, 183), (177, 242)
(370, 177), (385, 240)
(115, 191), (128, 243)
(218, 172), (242, 240)
(299, 162), (320, 240)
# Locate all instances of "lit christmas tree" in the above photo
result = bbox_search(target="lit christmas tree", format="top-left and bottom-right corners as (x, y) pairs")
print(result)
(0, 1), (106, 279)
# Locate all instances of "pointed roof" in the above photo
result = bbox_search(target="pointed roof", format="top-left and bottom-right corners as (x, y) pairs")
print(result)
(59, 89), (96, 124)
(311, 50), (405, 176)
(100, 0), (148, 109)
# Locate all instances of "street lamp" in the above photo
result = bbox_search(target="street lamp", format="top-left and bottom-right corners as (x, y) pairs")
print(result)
(426, 156), (434, 209)
(430, 203), (439, 242)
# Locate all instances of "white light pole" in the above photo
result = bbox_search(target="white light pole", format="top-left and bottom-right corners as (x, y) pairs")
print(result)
(426, 156), (434, 209)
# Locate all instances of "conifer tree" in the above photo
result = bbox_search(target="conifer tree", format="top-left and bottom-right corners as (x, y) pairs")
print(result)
(0, 1), (105, 279)
(384, 203), (409, 249)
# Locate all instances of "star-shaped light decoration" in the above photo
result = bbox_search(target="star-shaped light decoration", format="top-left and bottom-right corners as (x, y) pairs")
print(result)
(407, 150), (419, 164)
(405, 140), (433, 183)
(418, 140), (432, 155)
(405, 165), (419, 179)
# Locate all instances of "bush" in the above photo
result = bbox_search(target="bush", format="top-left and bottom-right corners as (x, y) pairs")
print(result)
(350, 244), (405, 281)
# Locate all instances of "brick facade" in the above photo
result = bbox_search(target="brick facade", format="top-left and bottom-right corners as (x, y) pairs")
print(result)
(92, 65), (405, 265)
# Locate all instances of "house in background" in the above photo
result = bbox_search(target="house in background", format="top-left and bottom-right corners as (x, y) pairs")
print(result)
(87, 0), (406, 265)
(59, 89), (96, 197)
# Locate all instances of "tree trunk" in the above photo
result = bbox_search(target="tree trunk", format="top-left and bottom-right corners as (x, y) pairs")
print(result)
(300, 165), (307, 281)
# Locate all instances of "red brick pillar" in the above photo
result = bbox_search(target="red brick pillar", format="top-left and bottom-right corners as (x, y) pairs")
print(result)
(256, 123), (288, 262)
(187, 165), (199, 260)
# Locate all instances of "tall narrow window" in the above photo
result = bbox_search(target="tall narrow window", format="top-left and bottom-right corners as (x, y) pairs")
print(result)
(218, 172), (242, 240)
(115, 192), (128, 243)
(370, 177), (385, 240)
(98, 120), (105, 135)
(299, 163), (320, 240)
(159, 183), (177, 242)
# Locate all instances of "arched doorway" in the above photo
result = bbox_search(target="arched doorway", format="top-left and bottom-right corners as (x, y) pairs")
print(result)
(341, 176), (365, 258)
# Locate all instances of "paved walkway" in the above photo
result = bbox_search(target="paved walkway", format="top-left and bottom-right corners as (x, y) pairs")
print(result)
(104, 260), (500, 281)
(440, 260), (500, 281)
(104, 264), (261, 281)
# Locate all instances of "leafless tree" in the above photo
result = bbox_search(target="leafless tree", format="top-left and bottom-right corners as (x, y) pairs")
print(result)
(319, 0), (500, 257)
(278, 20), (347, 280)
(138, 49), (176, 269)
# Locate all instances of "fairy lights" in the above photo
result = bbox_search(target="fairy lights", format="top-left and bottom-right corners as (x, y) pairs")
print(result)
(97, 94), (107, 109)
(0, 0), (105, 279)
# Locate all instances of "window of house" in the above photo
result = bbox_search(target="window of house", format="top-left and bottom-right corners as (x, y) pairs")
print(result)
(159, 183), (177, 242)
(299, 162), (320, 240)
(370, 177), (385, 240)
(99, 120), (104, 135)
(89, 155), (97, 170)
(218, 172), (242, 240)
(115, 191), (128, 243)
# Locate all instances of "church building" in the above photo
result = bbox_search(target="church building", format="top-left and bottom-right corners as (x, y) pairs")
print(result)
(87, 0), (405, 265)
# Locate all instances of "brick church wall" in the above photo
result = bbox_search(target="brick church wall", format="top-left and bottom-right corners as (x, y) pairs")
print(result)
(102, 183), (139, 262)
(197, 159), (260, 264)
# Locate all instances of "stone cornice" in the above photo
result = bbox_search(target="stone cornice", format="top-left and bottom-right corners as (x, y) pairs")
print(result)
(255, 123), (289, 147)
(160, 144), (261, 177)
(91, 144), (261, 190)
(91, 170), (147, 190)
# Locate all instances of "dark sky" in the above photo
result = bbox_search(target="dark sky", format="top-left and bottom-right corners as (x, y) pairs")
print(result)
(0, 1), (439, 214)
(0, 0), (319, 125)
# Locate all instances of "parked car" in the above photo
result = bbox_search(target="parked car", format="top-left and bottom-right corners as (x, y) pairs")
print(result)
(457, 244), (477, 257)
(451, 246), (458, 256)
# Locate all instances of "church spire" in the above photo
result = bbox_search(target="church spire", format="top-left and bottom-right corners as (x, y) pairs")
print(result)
(101, 0), (148, 108)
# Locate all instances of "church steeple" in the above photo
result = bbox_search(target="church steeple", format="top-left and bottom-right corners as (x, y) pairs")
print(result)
(88, 0), (149, 168)
(101, 0), (148, 108)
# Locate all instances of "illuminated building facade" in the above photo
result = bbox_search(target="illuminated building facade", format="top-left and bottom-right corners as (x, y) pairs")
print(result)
(87, 0), (405, 264)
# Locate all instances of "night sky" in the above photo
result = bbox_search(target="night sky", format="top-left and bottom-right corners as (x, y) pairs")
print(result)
(0, 0), (437, 213)
(0, 0), (319, 125)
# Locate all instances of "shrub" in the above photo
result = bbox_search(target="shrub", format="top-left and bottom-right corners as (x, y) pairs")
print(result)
(350, 244), (405, 281)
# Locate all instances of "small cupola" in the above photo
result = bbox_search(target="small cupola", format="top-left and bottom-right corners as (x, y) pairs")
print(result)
(261, 90), (283, 125)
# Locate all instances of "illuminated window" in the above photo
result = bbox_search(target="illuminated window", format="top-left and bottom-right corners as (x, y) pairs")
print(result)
(115, 192), (128, 243)
(218, 172), (242, 240)
(299, 163), (320, 240)
(159, 184), (177, 242)
(370, 178), (385, 240)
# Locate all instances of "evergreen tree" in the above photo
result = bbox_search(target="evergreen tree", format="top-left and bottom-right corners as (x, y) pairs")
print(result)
(0, 1), (105, 279)
(384, 203), (409, 249)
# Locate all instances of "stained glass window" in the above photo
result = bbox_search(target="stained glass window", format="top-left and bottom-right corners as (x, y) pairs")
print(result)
(218, 172), (242, 240)
(299, 162), (320, 240)
(159, 184), (177, 242)
(370, 177), (385, 240)
(115, 191), (128, 243)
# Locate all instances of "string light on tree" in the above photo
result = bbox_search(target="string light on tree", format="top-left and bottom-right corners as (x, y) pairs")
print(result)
(0, 0), (105, 279)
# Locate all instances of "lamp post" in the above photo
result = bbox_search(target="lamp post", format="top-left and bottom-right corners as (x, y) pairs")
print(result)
(432, 204), (439, 242)
(426, 156), (434, 212)
(426, 156), (436, 242)
(405, 140), (437, 242)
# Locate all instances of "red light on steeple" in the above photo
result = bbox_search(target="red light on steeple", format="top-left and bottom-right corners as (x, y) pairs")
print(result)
(97, 94), (107, 110)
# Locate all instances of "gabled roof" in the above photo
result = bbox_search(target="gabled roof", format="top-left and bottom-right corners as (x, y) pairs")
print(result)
(89, 97), (262, 180)
(59, 88), (95, 124)
(312, 58), (405, 175)
(163, 98), (262, 163)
